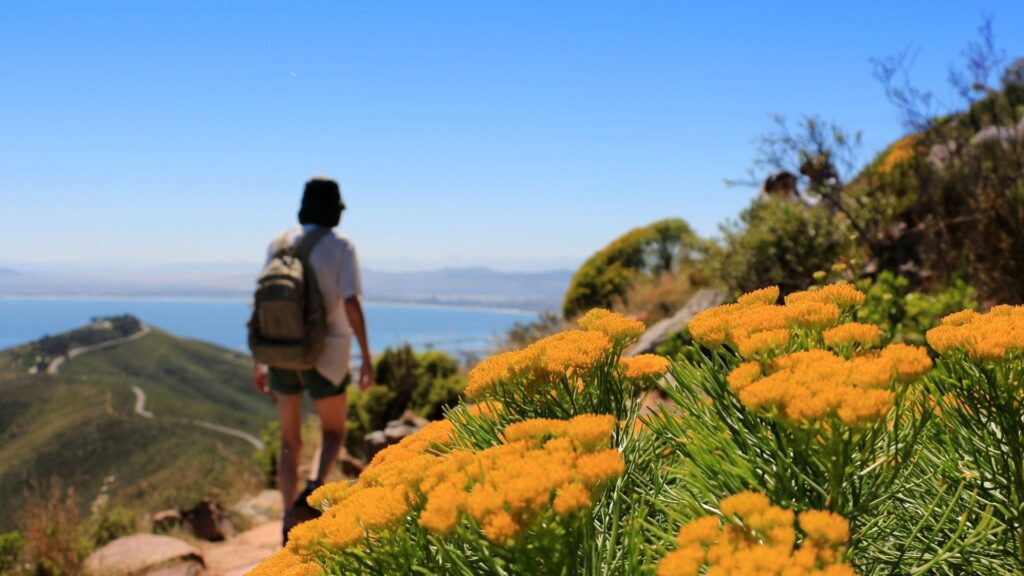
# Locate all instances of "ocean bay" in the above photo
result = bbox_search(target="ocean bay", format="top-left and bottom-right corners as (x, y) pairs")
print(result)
(0, 298), (536, 360)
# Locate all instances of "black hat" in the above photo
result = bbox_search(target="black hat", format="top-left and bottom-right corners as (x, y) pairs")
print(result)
(298, 176), (345, 227)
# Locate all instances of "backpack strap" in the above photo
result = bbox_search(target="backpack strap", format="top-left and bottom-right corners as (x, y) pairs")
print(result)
(294, 226), (332, 262)
(270, 234), (292, 257)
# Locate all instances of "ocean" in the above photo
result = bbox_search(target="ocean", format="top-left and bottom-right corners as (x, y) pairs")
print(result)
(0, 298), (537, 361)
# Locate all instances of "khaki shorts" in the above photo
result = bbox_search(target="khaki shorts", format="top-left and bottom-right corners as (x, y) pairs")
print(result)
(269, 368), (350, 399)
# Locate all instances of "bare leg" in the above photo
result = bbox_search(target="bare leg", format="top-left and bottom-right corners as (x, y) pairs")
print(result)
(274, 392), (304, 513)
(312, 392), (348, 484)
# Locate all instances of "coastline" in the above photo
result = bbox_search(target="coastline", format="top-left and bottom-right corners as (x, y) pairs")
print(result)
(0, 294), (545, 316)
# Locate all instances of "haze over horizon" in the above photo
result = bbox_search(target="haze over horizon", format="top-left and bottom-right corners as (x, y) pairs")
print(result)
(4, 1), (1024, 272)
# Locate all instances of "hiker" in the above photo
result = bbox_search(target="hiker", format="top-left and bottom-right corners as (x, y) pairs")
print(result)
(759, 170), (800, 200)
(248, 176), (373, 544)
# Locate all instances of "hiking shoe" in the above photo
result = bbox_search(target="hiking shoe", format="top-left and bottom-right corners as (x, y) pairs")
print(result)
(282, 509), (298, 546)
(292, 480), (323, 524)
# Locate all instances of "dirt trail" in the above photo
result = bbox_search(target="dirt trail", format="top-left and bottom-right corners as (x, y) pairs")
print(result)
(200, 521), (281, 575)
(130, 384), (264, 450)
(47, 325), (152, 374)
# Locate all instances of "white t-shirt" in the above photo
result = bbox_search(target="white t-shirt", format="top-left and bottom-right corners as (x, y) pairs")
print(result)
(267, 224), (362, 385)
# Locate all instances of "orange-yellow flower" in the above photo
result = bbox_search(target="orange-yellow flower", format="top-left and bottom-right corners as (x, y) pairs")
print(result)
(656, 493), (853, 576)
(565, 414), (616, 451)
(246, 548), (321, 576)
(798, 510), (850, 546)
(578, 308), (645, 342)
(737, 285), (780, 306)
(503, 418), (568, 444)
(823, 322), (882, 349)
(785, 301), (841, 330)
(620, 354), (671, 379)
(926, 305), (1024, 361)
(553, 482), (592, 516)
(784, 283), (866, 308)
(735, 328), (790, 357)
(727, 361), (762, 392)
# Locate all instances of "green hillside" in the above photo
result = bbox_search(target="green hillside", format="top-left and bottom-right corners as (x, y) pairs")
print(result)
(0, 326), (276, 531)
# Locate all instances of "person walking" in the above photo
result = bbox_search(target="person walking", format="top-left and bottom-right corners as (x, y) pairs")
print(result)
(249, 176), (373, 544)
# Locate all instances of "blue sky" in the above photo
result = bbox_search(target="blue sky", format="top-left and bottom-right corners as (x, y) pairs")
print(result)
(2, 1), (1023, 271)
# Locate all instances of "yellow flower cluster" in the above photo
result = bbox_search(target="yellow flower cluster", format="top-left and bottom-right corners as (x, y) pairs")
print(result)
(620, 354), (672, 379)
(878, 133), (920, 174)
(656, 492), (853, 576)
(737, 286), (780, 306)
(690, 284), (864, 358)
(246, 547), (321, 576)
(418, 416), (623, 543)
(926, 305), (1024, 361)
(578, 308), (645, 342)
(277, 421), (464, 562)
(466, 330), (612, 398)
(822, 322), (881, 349)
(784, 284), (866, 308)
(466, 309), (648, 399)
(727, 344), (931, 425)
(273, 413), (622, 568)
(288, 486), (412, 552)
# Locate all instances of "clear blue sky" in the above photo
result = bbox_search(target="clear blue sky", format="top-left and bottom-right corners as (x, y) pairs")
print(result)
(2, 1), (1022, 271)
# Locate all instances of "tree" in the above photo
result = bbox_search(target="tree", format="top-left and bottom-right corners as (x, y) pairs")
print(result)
(562, 219), (704, 318)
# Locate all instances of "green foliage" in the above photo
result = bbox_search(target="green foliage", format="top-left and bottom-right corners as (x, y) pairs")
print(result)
(504, 312), (563, 349)
(563, 218), (705, 318)
(928, 349), (1024, 569)
(0, 328), (271, 531)
(854, 272), (978, 345)
(345, 345), (466, 457)
(32, 315), (143, 360)
(87, 506), (137, 547)
(709, 197), (858, 296)
(20, 480), (89, 576)
(411, 374), (464, 420)
(0, 531), (24, 576)
(253, 421), (282, 488)
(845, 60), (1024, 303)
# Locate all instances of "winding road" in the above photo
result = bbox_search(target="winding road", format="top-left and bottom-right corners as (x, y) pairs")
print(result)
(47, 325), (152, 375)
(130, 385), (265, 450)
(44, 324), (264, 451)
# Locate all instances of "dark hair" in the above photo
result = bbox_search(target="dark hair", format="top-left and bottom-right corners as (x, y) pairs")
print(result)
(298, 177), (345, 227)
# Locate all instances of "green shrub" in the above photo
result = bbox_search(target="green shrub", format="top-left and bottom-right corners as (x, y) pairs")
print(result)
(710, 196), (858, 296)
(503, 312), (564, 350)
(0, 531), (24, 576)
(345, 345), (466, 457)
(88, 507), (136, 547)
(563, 218), (705, 318)
(21, 480), (89, 576)
(253, 421), (281, 488)
(855, 271), (978, 345)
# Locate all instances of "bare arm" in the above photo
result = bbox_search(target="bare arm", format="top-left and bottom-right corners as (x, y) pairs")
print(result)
(344, 295), (374, 390)
(252, 361), (269, 395)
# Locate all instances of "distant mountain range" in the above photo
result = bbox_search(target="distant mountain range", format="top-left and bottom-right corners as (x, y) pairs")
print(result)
(0, 263), (573, 311)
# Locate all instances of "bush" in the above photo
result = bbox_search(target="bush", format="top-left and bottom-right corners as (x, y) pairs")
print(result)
(253, 421), (282, 488)
(0, 531), (24, 576)
(709, 196), (858, 296)
(346, 345), (466, 457)
(503, 312), (563, 350)
(854, 271), (978, 345)
(562, 218), (706, 318)
(249, 285), (1024, 575)
(88, 507), (137, 548)
(20, 480), (89, 576)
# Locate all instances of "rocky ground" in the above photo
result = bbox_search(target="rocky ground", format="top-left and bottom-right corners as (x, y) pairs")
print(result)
(84, 490), (283, 576)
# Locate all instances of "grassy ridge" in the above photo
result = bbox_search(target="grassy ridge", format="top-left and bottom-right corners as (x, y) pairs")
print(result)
(0, 328), (275, 531)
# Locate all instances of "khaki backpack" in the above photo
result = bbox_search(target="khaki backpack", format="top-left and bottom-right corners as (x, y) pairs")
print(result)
(247, 227), (331, 370)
